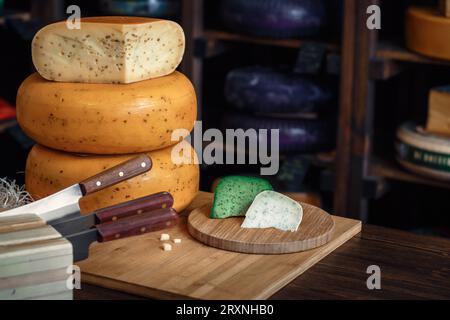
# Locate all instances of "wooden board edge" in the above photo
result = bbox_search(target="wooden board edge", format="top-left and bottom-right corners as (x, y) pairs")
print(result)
(187, 204), (337, 254)
(80, 272), (193, 300)
(0, 225), (62, 246)
(254, 219), (362, 300)
(0, 214), (46, 234)
(0, 267), (70, 291)
(187, 219), (336, 255)
(29, 290), (73, 300)
(0, 254), (73, 278)
(0, 279), (69, 300)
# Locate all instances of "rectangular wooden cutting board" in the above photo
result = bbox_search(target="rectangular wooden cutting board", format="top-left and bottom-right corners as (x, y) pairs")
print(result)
(78, 192), (361, 300)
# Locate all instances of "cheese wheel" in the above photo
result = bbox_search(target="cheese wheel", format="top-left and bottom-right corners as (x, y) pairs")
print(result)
(406, 7), (450, 61)
(25, 144), (199, 213)
(32, 16), (185, 84)
(396, 122), (450, 181)
(17, 72), (197, 154)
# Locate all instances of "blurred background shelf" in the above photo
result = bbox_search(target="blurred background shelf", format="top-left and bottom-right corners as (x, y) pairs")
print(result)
(370, 157), (450, 190)
(376, 41), (450, 66)
(0, 12), (30, 25)
(203, 30), (340, 51)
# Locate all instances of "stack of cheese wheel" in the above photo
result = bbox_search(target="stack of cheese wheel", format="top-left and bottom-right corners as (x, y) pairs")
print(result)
(396, 122), (450, 181)
(16, 17), (199, 213)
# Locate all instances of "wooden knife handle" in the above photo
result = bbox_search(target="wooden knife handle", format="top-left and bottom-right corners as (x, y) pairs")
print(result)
(79, 155), (152, 196)
(94, 192), (174, 223)
(96, 208), (178, 242)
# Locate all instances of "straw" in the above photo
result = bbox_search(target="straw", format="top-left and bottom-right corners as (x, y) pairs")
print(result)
(0, 178), (33, 211)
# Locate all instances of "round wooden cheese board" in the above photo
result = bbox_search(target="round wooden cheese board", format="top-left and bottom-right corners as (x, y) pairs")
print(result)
(187, 202), (335, 254)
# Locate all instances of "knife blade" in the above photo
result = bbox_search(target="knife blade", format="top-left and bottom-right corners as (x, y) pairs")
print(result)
(67, 208), (179, 262)
(52, 191), (174, 236)
(0, 155), (152, 222)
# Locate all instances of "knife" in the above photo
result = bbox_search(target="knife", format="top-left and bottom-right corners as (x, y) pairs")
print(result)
(68, 207), (179, 262)
(0, 155), (152, 223)
(52, 191), (174, 236)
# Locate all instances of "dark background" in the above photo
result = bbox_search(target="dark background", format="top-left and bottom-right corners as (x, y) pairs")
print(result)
(0, 0), (449, 238)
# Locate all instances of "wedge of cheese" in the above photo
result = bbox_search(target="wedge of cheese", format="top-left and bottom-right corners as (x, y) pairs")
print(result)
(32, 16), (185, 84)
(210, 176), (273, 219)
(241, 191), (303, 232)
(25, 144), (199, 213)
(426, 86), (450, 137)
(16, 72), (196, 154)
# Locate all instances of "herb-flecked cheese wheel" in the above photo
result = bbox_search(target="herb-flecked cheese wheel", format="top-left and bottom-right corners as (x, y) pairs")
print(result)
(396, 122), (450, 181)
(25, 144), (199, 213)
(406, 7), (450, 61)
(16, 72), (197, 154)
(32, 16), (185, 84)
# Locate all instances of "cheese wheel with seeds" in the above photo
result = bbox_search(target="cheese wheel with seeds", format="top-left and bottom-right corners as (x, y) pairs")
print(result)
(25, 144), (199, 213)
(32, 16), (185, 84)
(16, 72), (197, 154)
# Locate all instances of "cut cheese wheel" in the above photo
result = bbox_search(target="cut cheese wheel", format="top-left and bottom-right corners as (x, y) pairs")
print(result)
(32, 16), (185, 84)
(406, 7), (450, 61)
(25, 144), (199, 213)
(426, 86), (450, 137)
(396, 122), (450, 181)
(16, 72), (197, 154)
(241, 191), (303, 232)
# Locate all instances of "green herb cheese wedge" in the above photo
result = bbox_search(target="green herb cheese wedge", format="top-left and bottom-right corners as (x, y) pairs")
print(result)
(241, 191), (303, 232)
(210, 176), (273, 219)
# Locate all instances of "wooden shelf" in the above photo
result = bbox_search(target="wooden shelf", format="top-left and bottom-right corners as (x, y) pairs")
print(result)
(201, 35), (450, 65)
(0, 12), (30, 26)
(376, 41), (450, 66)
(370, 157), (450, 190)
(203, 30), (340, 51)
(199, 35), (450, 80)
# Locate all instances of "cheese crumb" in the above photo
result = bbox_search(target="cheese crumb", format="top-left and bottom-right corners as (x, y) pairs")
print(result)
(163, 243), (172, 251)
(160, 233), (170, 241)
(173, 239), (181, 244)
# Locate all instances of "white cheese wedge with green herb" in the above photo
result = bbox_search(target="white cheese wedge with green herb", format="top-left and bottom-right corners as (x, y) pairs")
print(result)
(241, 191), (303, 232)
(32, 16), (185, 84)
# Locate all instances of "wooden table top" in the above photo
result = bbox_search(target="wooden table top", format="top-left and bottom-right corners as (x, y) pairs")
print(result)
(74, 193), (450, 300)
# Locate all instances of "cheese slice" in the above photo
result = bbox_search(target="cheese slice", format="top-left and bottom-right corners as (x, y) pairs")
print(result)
(25, 144), (199, 213)
(16, 72), (196, 154)
(32, 16), (185, 84)
(241, 191), (303, 232)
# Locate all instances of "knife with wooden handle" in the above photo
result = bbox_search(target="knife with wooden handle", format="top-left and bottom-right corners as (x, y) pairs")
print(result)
(0, 155), (152, 223)
(68, 208), (179, 262)
(95, 192), (174, 223)
(52, 192), (174, 236)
